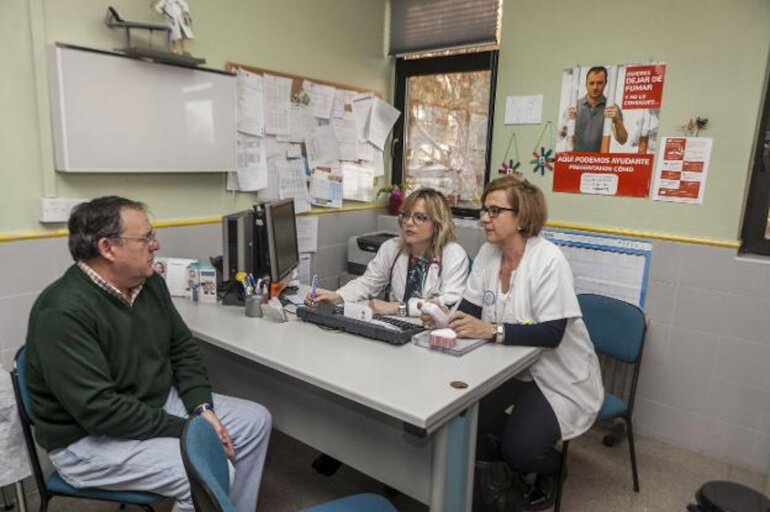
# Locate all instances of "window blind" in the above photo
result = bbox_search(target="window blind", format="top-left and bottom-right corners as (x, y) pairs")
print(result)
(389, 0), (500, 55)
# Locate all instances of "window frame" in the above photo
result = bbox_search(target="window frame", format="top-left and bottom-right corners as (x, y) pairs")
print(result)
(391, 50), (499, 198)
(739, 73), (770, 255)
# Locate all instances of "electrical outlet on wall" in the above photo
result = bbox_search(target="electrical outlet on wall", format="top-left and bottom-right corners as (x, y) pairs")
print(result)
(40, 197), (88, 223)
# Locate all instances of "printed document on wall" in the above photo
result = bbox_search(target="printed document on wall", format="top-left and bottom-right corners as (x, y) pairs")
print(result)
(342, 162), (375, 202)
(351, 92), (374, 141)
(236, 70), (265, 136)
(304, 80), (335, 119)
(305, 125), (340, 166)
(652, 137), (713, 204)
(298, 253), (312, 284)
(367, 97), (401, 150)
(278, 159), (311, 213)
(263, 74), (292, 136)
(231, 132), (267, 191)
(296, 216), (319, 253)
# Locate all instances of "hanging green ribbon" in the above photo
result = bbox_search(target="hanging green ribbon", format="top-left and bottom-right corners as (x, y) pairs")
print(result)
(530, 121), (555, 176)
(499, 131), (521, 175)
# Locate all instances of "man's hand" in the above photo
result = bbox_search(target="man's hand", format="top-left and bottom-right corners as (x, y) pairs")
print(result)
(604, 105), (621, 123)
(369, 298), (399, 316)
(201, 410), (235, 460)
(448, 311), (496, 340)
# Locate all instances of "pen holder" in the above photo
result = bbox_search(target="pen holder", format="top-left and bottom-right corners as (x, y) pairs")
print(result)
(245, 295), (263, 318)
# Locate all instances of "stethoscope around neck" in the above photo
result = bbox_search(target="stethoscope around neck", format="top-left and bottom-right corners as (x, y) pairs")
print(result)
(386, 252), (443, 298)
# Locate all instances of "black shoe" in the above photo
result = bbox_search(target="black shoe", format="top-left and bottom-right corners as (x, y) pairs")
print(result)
(526, 474), (557, 511)
(473, 460), (528, 512)
(311, 454), (342, 476)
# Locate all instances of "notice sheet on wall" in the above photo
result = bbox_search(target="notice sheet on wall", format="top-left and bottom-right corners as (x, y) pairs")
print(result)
(651, 137), (713, 204)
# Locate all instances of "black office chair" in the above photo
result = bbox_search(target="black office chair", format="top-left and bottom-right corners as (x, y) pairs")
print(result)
(553, 294), (647, 512)
(11, 346), (164, 511)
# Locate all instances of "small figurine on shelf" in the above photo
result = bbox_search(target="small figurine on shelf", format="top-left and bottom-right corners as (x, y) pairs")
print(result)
(377, 184), (404, 216)
(152, 0), (193, 55)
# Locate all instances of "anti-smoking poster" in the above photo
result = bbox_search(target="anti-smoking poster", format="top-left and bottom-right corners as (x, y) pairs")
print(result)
(553, 63), (666, 197)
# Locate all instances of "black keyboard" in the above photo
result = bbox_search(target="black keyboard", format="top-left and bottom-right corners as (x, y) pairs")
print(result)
(297, 304), (425, 345)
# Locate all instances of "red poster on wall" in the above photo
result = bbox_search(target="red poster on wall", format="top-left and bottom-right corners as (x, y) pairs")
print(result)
(553, 63), (667, 197)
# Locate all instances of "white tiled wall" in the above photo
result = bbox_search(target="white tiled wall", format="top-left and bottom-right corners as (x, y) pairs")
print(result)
(2, 213), (769, 474)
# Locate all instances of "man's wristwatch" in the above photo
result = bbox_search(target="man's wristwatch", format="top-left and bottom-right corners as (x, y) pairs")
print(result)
(397, 302), (407, 317)
(494, 323), (505, 344)
(193, 403), (214, 415)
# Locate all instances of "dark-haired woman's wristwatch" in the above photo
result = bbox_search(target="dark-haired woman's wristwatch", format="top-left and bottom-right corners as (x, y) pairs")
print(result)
(398, 302), (407, 317)
(494, 323), (505, 344)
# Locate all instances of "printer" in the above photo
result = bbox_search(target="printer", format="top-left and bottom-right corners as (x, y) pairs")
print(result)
(346, 231), (399, 276)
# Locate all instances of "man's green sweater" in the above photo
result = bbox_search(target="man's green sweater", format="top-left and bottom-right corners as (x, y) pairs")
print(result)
(25, 265), (212, 451)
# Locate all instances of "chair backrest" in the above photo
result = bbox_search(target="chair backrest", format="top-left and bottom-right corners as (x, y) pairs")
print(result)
(577, 294), (646, 364)
(180, 416), (235, 512)
(11, 345), (51, 499)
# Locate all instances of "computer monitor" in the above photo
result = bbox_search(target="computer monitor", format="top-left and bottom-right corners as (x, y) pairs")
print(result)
(222, 199), (299, 285)
(263, 198), (299, 283)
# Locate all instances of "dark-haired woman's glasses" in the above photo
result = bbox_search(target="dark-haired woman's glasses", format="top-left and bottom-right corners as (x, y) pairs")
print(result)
(398, 211), (431, 225)
(480, 205), (517, 219)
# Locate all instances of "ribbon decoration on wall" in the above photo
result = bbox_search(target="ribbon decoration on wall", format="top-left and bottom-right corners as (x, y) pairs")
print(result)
(530, 121), (555, 176)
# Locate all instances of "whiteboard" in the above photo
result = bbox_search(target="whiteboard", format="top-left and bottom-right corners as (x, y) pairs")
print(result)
(49, 44), (236, 173)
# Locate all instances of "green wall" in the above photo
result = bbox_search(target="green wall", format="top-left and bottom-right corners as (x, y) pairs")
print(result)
(0, 0), (390, 233)
(2, 0), (769, 242)
(493, 0), (770, 241)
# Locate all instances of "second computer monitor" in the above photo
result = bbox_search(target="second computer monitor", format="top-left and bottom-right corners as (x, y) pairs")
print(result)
(264, 198), (299, 283)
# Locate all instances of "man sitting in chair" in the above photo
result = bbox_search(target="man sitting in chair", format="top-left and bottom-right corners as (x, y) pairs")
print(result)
(25, 196), (271, 512)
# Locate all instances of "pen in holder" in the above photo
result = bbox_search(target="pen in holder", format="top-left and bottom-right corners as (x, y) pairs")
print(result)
(245, 295), (263, 318)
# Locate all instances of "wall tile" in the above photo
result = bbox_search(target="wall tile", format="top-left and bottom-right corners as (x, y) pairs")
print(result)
(0, 239), (61, 296)
(678, 245), (737, 293)
(377, 214), (398, 232)
(717, 293), (769, 345)
(730, 257), (770, 298)
(706, 378), (766, 430)
(644, 280), (677, 323)
(673, 286), (733, 337)
(700, 419), (762, 472)
(648, 240), (684, 284)
(668, 325), (719, 372)
(636, 360), (669, 404)
(0, 293), (37, 354)
(714, 336), (770, 391)
(156, 223), (221, 262)
(634, 398), (706, 453)
(642, 320), (670, 365)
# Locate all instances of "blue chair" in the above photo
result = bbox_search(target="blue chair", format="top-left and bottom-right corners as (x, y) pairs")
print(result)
(181, 415), (396, 512)
(553, 294), (647, 512)
(11, 346), (164, 512)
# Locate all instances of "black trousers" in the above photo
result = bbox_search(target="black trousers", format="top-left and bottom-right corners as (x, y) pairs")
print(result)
(476, 377), (562, 476)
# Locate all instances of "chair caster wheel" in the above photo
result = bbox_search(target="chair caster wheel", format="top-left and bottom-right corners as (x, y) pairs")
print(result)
(602, 434), (618, 447)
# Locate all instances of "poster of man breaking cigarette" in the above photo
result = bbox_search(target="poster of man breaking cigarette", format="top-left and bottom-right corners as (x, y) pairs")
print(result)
(554, 63), (667, 197)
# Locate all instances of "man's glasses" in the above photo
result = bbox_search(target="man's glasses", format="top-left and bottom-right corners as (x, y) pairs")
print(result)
(398, 211), (431, 226)
(480, 205), (517, 219)
(114, 231), (158, 245)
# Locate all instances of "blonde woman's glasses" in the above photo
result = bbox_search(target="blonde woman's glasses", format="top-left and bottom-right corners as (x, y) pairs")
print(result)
(398, 211), (431, 225)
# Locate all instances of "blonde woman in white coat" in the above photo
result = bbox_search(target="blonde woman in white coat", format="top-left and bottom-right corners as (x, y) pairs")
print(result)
(425, 176), (603, 511)
(307, 188), (469, 317)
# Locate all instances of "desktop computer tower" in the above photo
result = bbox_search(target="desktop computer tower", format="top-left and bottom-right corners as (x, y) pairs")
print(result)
(222, 210), (254, 283)
(221, 205), (271, 283)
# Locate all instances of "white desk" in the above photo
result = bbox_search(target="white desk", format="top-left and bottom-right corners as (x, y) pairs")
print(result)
(175, 300), (540, 511)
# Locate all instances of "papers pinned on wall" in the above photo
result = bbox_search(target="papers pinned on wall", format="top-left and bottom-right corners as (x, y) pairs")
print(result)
(228, 64), (400, 209)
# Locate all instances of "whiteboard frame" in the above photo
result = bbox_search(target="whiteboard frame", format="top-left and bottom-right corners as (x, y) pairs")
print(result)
(48, 43), (237, 173)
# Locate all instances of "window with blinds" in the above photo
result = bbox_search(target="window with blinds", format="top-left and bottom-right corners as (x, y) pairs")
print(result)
(389, 0), (501, 55)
